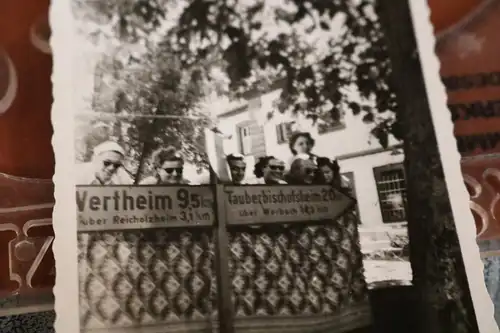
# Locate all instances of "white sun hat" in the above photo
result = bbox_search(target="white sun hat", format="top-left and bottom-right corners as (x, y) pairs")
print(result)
(93, 141), (125, 158)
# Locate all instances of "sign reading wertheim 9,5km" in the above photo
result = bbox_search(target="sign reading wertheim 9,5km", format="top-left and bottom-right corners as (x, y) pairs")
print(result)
(224, 185), (355, 225)
(76, 185), (215, 231)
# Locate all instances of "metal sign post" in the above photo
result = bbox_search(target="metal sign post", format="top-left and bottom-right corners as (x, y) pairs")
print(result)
(75, 175), (357, 333)
(213, 183), (235, 333)
(211, 182), (356, 333)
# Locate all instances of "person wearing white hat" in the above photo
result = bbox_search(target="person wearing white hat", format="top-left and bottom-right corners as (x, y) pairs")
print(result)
(78, 141), (131, 185)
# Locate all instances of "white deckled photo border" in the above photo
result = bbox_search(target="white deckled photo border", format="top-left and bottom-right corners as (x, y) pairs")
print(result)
(48, 0), (498, 332)
(409, 1), (498, 332)
(50, 0), (80, 332)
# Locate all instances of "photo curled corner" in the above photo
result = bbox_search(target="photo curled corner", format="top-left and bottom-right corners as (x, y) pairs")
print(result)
(49, 1), (80, 333)
(409, 0), (499, 332)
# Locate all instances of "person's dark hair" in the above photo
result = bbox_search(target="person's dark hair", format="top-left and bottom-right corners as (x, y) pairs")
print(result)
(288, 132), (315, 155)
(316, 156), (341, 186)
(316, 157), (339, 173)
(151, 146), (183, 167)
(226, 153), (245, 164)
(254, 156), (276, 178)
(285, 155), (318, 184)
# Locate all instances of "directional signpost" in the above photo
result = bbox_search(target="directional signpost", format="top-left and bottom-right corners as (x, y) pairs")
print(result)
(76, 185), (216, 232)
(214, 183), (356, 333)
(223, 184), (355, 226)
(75, 181), (359, 333)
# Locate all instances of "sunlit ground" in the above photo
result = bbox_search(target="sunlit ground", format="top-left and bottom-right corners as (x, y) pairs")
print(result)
(363, 260), (413, 288)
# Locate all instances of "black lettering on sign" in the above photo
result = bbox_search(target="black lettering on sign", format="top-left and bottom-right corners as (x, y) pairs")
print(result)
(456, 132), (500, 154)
(442, 72), (500, 92)
(76, 190), (173, 211)
(449, 100), (500, 122)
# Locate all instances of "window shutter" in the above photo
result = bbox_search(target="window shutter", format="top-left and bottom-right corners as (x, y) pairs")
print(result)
(276, 124), (284, 144)
(249, 121), (266, 158)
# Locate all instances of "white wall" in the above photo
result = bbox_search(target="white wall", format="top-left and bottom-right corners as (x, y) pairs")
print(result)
(339, 150), (405, 228)
(217, 87), (401, 162)
(215, 88), (406, 227)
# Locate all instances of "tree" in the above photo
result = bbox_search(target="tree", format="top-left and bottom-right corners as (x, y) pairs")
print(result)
(73, 0), (478, 332)
(377, 2), (478, 333)
(93, 48), (210, 181)
(73, 1), (212, 182)
(75, 0), (400, 146)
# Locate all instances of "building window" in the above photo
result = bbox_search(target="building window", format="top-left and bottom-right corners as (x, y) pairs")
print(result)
(341, 172), (360, 222)
(276, 122), (294, 144)
(373, 163), (407, 223)
(317, 112), (345, 135)
(238, 125), (252, 155)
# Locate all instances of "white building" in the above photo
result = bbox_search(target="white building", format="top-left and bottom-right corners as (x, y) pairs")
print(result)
(209, 85), (408, 251)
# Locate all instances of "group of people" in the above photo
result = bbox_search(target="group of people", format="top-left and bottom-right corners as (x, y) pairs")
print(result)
(79, 142), (190, 185)
(80, 132), (346, 191)
(227, 132), (345, 189)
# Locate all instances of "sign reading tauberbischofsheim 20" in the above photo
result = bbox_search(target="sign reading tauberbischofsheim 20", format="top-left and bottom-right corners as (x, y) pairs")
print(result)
(224, 185), (354, 225)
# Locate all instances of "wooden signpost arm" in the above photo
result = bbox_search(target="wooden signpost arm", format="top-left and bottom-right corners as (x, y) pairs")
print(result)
(211, 168), (235, 333)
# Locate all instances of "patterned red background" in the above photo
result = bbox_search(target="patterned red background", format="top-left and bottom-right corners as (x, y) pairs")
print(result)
(436, 0), (500, 241)
(0, 0), (54, 297)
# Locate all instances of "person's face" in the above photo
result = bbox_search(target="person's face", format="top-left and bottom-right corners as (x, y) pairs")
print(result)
(320, 165), (334, 184)
(158, 160), (184, 184)
(263, 158), (285, 183)
(299, 159), (318, 184)
(228, 159), (246, 184)
(293, 135), (312, 155)
(95, 151), (124, 183)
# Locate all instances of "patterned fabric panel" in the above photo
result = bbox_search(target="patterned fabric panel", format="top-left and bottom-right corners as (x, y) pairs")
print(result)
(78, 229), (216, 330)
(228, 214), (368, 319)
(77, 214), (370, 332)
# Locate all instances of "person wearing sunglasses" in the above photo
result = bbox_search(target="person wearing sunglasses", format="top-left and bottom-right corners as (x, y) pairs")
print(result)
(286, 154), (320, 185)
(140, 146), (190, 185)
(253, 156), (287, 184)
(226, 153), (247, 185)
(79, 141), (130, 185)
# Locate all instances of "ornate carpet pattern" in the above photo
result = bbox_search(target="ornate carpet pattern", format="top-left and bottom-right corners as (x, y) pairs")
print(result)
(78, 229), (216, 330)
(78, 213), (370, 332)
(228, 214), (368, 319)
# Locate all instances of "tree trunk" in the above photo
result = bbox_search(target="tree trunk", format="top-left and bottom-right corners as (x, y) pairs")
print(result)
(376, 1), (479, 333)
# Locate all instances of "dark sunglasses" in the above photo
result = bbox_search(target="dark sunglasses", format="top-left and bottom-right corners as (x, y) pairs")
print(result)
(305, 168), (317, 175)
(164, 167), (183, 175)
(230, 166), (246, 172)
(103, 160), (122, 169)
(269, 165), (285, 171)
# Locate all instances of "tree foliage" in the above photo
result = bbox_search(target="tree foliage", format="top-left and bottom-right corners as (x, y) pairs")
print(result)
(93, 47), (209, 180)
(73, 2), (211, 181)
(77, 0), (402, 148)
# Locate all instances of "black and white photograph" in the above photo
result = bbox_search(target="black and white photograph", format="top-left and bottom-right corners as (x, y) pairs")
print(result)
(51, 0), (496, 332)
